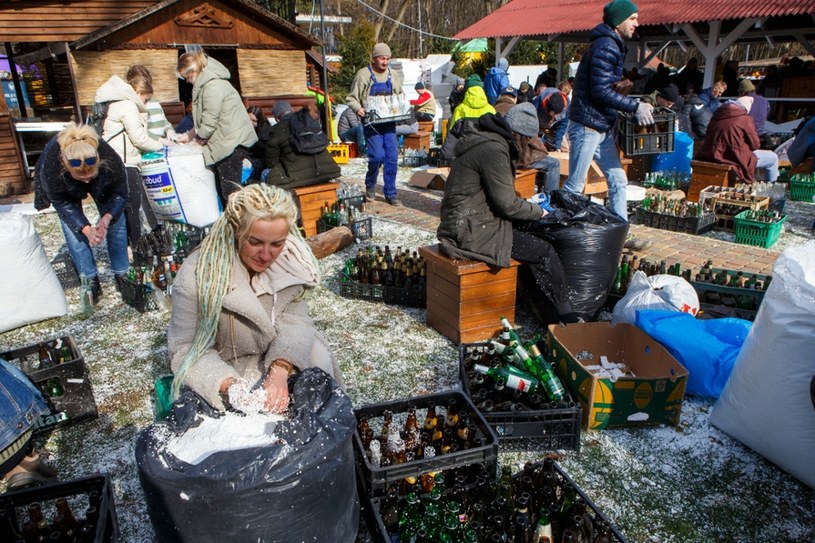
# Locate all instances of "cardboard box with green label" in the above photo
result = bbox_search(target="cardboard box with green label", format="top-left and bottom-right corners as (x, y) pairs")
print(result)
(546, 322), (688, 430)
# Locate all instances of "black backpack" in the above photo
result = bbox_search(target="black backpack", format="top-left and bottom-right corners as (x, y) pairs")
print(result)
(86, 101), (123, 141)
(288, 107), (328, 155)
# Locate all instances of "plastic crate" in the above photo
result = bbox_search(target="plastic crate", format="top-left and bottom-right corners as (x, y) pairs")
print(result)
(353, 390), (499, 498)
(117, 276), (169, 313)
(318, 217), (373, 241)
(327, 143), (350, 164)
(635, 207), (715, 235)
(691, 267), (767, 315)
(427, 147), (450, 168)
(733, 210), (786, 248)
(0, 336), (98, 435)
(366, 459), (628, 543)
(619, 107), (676, 156)
(133, 222), (206, 268)
(0, 475), (119, 543)
(458, 343), (582, 451)
(400, 154), (428, 167)
(50, 251), (81, 290)
(790, 173), (815, 202)
(339, 271), (425, 308)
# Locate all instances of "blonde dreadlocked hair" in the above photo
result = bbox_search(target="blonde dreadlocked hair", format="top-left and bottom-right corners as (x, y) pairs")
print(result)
(172, 183), (318, 398)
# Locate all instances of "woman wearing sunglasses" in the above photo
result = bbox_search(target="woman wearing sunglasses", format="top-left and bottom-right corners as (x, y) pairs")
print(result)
(33, 123), (130, 302)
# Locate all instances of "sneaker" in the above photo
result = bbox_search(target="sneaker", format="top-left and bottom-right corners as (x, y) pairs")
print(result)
(365, 187), (375, 200)
(623, 237), (653, 252)
(385, 197), (401, 206)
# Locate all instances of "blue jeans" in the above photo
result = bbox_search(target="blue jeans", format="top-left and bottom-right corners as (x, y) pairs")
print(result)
(754, 150), (779, 183)
(564, 120), (629, 220)
(550, 119), (568, 151)
(364, 126), (398, 200)
(0, 359), (47, 457)
(340, 125), (366, 154)
(60, 207), (129, 278)
(530, 156), (562, 192)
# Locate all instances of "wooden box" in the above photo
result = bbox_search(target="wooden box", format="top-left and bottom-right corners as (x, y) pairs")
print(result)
(514, 168), (537, 199)
(419, 244), (521, 344)
(292, 182), (338, 238)
(403, 131), (432, 152)
(688, 160), (734, 202)
(418, 120), (435, 134)
(549, 151), (609, 196)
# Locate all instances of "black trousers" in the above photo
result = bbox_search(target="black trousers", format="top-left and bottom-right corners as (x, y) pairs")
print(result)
(213, 147), (252, 205)
(511, 229), (573, 317)
(124, 166), (157, 245)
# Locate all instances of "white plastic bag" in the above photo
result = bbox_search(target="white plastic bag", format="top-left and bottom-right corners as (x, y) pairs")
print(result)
(611, 271), (699, 325)
(710, 240), (815, 489)
(0, 212), (67, 332)
(141, 144), (221, 228)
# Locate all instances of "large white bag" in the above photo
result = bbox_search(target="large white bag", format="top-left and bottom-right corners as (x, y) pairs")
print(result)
(710, 240), (815, 489)
(141, 144), (221, 228)
(0, 212), (67, 332)
(611, 271), (699, 325)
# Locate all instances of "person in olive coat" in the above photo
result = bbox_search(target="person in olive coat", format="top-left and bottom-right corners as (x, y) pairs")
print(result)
(262, 101), (340, 190)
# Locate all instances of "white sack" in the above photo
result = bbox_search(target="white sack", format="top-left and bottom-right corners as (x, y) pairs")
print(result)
(141, 145), (221, 228)
(710, 240), (815, 489)
(612, 271), (700, 325)
(0, 212), (67, 332)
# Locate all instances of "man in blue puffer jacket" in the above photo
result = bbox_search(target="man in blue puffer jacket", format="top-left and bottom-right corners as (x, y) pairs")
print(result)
(564, 0), (654, 220)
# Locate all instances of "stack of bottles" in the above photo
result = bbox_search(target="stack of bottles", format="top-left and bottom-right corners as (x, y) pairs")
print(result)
(343, 245), (426, 292)
(12, 339), (75, 400)
(0, 492), (103, 543)
(358, 397), (485, 475)
(376, 458), (620, 543)
(692, 260), (769, 312)
(740, 209), (784, 224)
(320, 199), (366, 228)
(132, 222), (207, 267)
(638, 194), (706, 218)
(642, 170), (690, 190)
(463, 319), (570, 414)
(609, 255), (691, 297)
(365, 94), (411, 123)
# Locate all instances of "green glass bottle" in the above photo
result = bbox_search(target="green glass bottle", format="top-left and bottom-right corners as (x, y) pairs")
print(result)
(473, 364), (541, 394)
(399, 492), (424, 541)
(527, 345), (567, 402)
(532, 507), (554, 543)
(46, 377), (64, 398)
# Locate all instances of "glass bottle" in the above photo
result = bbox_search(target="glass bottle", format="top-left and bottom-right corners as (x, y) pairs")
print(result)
(79, 274), (96, 317)
(473, 364), (541, 394)
(404, 406), (421, 454)
(357, 415), (374, 451)
(533, 507), (554, 543)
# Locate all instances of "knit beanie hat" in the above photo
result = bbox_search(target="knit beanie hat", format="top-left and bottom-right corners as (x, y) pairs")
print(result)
(736, 96), (754, 113)
(456, 77), (465, 87)
(272, 100), (294, 119)
(465, 74), (483, 89)
(603, 0), (638, 27)
(415, 81), (425, 90)
(545, 93), (567, 114)
(659, 83), (680, 104)
(738, 79), (756, 95)
(505, 102), (539, 138)
(371, 43), (392, 59)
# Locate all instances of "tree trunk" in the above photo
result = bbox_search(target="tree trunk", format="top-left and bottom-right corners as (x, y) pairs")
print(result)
(306, 226), (354, 259)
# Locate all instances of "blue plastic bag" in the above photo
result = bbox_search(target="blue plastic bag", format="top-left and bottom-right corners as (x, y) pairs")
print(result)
(635, 310), (752, 398)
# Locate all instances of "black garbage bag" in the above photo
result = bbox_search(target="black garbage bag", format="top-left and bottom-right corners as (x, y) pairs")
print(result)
(517, 190), (629, 320)
(135, 368), (359, 543)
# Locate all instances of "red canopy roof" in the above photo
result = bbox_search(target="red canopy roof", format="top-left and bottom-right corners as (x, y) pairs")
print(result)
(455, 0), (815, 39)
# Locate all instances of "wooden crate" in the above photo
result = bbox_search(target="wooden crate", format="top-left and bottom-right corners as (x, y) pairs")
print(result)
(549, 151), (609, 196)
(688, 160), (734, 202)
(292, 183), (338, 238)
(418, 120), (435, 134)
(514, 168), (537, 198)
(403, 131), (432, 152)
(419, 244), (521, 344)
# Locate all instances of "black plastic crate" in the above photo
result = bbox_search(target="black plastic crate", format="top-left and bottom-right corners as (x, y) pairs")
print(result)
(367, 459), (627, 543)
(318, 217), (373, 241)
(118, 276), (158, 313)
(691, 268), (767, 313)
(338, 194), (365, 211)
(428, 147), (451, 168)
(619, 107), (676, 156)
(635, 207), (715, 235)
(0, 336), (98, 435)
(0, 475), (119, 543)
(400, 153), (428, 167)
(51, 251), (81, 290)
(459, 343), (582, 451)
(354, 390), (498, 498)
(339, 273), (425, 308)
(133, 222), (206, 268)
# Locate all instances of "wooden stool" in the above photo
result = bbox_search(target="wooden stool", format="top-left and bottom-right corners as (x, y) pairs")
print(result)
(404, 131), (432, 153)
(514, 169), (537, 198)
(292, 182), (338, 237)
(418, 121), (435, 134)
(688, 160), (734, 202)
(419, 244), (521, 344)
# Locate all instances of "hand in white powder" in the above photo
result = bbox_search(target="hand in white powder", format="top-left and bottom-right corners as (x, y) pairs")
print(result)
(227, 380), (267, 414)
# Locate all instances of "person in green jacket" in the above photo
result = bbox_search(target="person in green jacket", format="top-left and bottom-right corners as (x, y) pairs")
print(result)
(176, 50), (258, 203)
(449, 85), (496, 129)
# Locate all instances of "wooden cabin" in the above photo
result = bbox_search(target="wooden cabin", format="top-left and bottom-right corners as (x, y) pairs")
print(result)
(0, 0), (323, 195)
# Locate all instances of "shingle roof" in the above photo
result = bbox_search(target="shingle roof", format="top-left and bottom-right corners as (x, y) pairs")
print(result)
(454, 0), (815, 39)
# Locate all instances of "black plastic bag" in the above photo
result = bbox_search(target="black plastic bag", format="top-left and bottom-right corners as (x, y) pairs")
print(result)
(135, 368), (359, 543)
(517, 190), (629, 320)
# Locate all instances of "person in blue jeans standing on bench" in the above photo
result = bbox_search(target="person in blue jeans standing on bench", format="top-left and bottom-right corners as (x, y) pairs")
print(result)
(563, 0), (654, 220)
(345, 42), (404, 206)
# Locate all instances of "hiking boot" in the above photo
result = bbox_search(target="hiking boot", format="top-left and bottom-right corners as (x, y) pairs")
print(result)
(365, 187), (375, 200)
(624, 237), (653, 252)
(385, 197), (401, 207)
(91, 275), (102, 304)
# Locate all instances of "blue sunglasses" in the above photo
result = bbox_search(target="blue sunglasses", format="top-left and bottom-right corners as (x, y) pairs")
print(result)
(68, 157), (98, 168)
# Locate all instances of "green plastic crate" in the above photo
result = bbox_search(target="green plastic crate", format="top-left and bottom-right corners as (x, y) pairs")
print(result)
(733, 210), (786, 248)
(790, 174), (815, 202)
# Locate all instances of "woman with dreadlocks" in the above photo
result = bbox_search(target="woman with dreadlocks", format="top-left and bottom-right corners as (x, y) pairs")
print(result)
(167, 183), (342, 413)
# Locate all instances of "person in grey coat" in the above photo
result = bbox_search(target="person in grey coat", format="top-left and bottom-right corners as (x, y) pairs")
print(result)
(168, 184), (343, 412)
(437, 105), (579, 324)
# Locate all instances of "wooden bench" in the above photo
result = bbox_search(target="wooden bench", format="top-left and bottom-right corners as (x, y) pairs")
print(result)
(688, 160), (735, 202)
(292, 182), (338, 238)
(514, 168), (537, 199)
(419, 244), (521, 344)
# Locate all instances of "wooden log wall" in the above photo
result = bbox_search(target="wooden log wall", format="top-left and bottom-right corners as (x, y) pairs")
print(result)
(237, 49), (307, 98)
(70, 49), (179, 105)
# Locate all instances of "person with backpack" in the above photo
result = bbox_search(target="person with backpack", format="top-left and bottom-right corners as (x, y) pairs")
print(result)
(261, 101), (340, 190)
(175, 50), (258, 204)
(93, 74), (164, 244)
(125, 65), (177, 142)
(345, 42), (403, 206)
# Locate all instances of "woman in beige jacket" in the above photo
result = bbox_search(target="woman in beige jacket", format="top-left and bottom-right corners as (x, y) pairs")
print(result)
(167, 184), (342, 412)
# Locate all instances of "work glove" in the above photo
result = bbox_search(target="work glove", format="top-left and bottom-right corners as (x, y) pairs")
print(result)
(634, 101), (655, 126)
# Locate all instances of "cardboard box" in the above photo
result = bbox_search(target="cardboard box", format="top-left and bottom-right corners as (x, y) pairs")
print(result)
(546, 322), (688, 430)
(408, 166), (450, 190)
